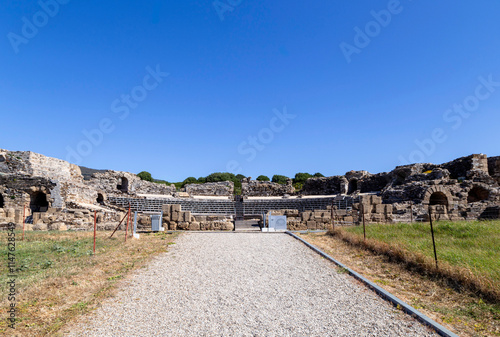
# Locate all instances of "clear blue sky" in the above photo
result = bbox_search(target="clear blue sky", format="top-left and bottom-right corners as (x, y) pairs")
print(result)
(1, 0), (499, 182)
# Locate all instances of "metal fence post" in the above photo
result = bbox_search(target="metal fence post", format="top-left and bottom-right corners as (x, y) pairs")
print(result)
(133, 211), (138, 235)
(93, 211), (97, 255)
(410, 201), (413, 223)
(362, 204), (366, 241)
(428, 207), (438, 269)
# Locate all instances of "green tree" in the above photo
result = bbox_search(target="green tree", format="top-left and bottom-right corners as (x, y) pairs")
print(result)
(236, 174), (246, 181)
(256, 175), (270, 182)
(293, 172), (313, 185)
(197, 177), (207, 183)
(137, 171), (153, 182)
(182, 177), (198, 187)
(206, 172), (237, 183)
(313, 172), (325, 178)
(272, 175), (289, 185)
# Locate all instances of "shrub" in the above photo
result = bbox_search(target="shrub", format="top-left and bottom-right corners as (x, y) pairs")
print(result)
(137, 171), (153, 182)
(272, 175), (289, 185)
(256, 175), (270, 182)
(182, 177), (198, 187)
(293, 172), (313, 185)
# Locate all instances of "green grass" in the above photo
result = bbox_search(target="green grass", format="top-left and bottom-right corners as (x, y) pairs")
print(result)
(344, 220), (500, 287)
(1, 231), (101, 295)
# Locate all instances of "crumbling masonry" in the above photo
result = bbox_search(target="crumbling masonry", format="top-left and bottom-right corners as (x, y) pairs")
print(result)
(0, 148), (498, 231)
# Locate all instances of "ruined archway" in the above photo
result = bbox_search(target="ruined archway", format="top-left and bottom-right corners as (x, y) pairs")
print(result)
(117, 177), (129, 193)
(0, 194), (4, 208)
(467, 186), (489, 203)
(97, 193), (105, 205)
(30, 192), (49, 212)
(429, 192), (448, 206)
(348, 179), (358, 194)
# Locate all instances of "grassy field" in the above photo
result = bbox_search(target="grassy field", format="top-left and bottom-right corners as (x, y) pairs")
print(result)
(336, 220), (500, 300)
(0, 229), (179, 336)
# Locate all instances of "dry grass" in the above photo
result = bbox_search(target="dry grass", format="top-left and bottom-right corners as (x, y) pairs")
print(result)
(299, 231), (500, 337)
(0, 230), (179, 337)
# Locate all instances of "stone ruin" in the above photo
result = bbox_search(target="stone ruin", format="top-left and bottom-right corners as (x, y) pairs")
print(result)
(161, 204), (234, 231)
(0, 147), (499, 232)
(241, 177), (295, 197)
(184, 181), (234, 196)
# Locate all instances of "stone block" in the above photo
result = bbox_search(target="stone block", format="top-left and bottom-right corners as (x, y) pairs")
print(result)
(375, 204), (386, 214)
(177, 222), (189, 230)
(222, 222), (234, 231)
(307, 221), (317, 229)
(195, 215), (207, 222)
(361, 205), (374, 214)
(14, 209), (22, 224)
(139, 216), (150, 225)
(359, 195), (371, 205)
(285, 209), (299, 217)
(189, 222), (200, 231)
(344, 216), (354, 223)
(33, 223), (48, 231)
(171, 211), (180, 221)
(302, 211), (312, 221)
(168, 221), (178, 231)
(384, 205), (393, 214)
(162, 204), (171, 215)
(49, 222), (68, 231)
(335, 209), (347, 216)
(200, 222), (211, 231)
(371, 195), (382, 205)
(171, 204), (181, 212)
(181, 211), (191, 222)
(316, 223), (327, 230)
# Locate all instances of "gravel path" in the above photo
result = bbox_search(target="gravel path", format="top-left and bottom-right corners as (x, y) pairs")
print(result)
(67, 233), (437, 336)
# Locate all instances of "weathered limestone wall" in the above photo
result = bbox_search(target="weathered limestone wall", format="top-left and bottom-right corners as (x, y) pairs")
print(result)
(0, 149), (96, 206)
(0, 204), (125, 231)
(86, 171), (175, 197)
(263, 203), (366, 230)
(241, 178), (295, 196)
(185, 182), (234, 196)
(161, 204), (234, 231)
(0, 174), (57, 210)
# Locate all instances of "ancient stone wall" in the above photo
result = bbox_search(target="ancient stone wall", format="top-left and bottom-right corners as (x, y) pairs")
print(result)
(86, 171), (175, 198)
(488, 156), (500, 184)
(441, 154), (488, 179)
(241, 178), (294, 196)
(0, 149), (97, 206)
(185, 182), (234, 196)
(359, 173), (392, 193)
(161, 204), (234, 231)
(263, 208), (353, 231)
(300, 176), (344, 195)
(0, 174), (54, 205)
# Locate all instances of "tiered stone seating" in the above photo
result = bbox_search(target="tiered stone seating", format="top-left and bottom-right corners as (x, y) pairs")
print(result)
(108, 195), (355, 216)
(108, 197), (236, 215)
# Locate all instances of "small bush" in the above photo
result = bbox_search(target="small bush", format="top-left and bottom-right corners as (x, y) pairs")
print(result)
(137, 171), (153, 182)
